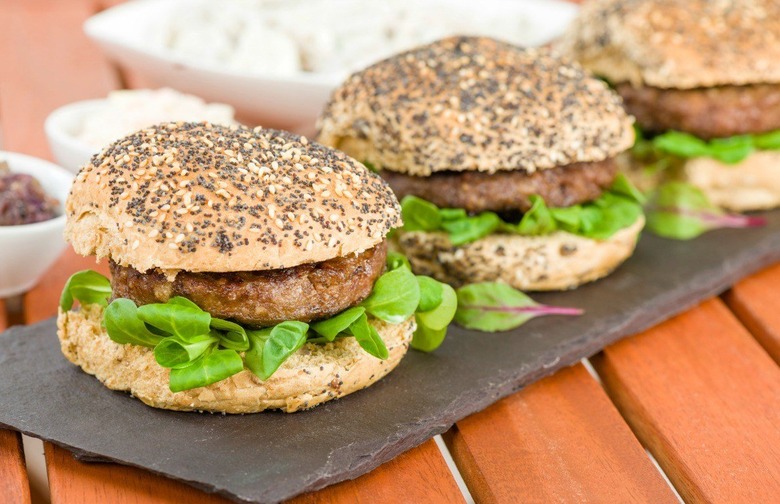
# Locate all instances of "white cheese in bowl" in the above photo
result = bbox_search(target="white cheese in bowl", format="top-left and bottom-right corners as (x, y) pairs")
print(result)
(75, 88), (237, 150)
(147, 0), (548, 77)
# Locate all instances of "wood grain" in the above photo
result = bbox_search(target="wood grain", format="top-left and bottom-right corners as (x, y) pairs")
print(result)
(0, 301), (32, 504)
(0, 432), (30, 504)
(443, 363), (675, 503)
(46, 440), (461, 504)
(724, 263), (780, 364)
(46, 443), (233, 504)
(292, 440), (464, 504)
(593, 299), (780, 503)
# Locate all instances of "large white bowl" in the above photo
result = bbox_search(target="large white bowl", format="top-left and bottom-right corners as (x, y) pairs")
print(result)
(84, 0), (579, 132)
(0, 152), (73, 298)
(44, 99), (104, 174)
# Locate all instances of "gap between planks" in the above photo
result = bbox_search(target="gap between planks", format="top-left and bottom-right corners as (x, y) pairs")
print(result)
(443, 362), (678, 503)
(723, 263), (780, 364)
(592, 299), (780, 503)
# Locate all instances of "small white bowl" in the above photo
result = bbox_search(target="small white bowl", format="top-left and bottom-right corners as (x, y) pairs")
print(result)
(44, 99), (104, 174)
(0, 152), (73, 298)
(83, 0), (580, 131)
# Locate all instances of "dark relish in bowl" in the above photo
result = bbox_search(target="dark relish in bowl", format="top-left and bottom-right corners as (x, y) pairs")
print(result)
(0, 160), (59, 226)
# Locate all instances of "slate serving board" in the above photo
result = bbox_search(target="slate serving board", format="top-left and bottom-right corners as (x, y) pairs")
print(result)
(1, 211), (780, 503)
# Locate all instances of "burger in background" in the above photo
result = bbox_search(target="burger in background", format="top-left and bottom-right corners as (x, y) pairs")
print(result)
(558, 0), (780, 213)
(318, 36), (644, 291)
(58, 122), (455, 413)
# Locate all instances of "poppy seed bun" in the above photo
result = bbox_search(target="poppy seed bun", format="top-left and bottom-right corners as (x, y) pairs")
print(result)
(65, 122), (400, 274)
(557, 0), (780, 89)
(395, 217), (644, 291)
(57, 304), (414, 413)
(317, 37), (634, 177)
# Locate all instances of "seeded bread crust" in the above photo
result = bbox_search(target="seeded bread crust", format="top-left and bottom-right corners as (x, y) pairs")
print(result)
(57, 304), (413, 413)
(558, 0), (780, 89)
(65, 122), (400, 274)
(318, 36), (634, 176)
(395, 217), (644, 291)
(682, 151), (780, 211)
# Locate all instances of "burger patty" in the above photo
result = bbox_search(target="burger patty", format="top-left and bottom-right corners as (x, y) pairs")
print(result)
(381, 158), (617, 215)
(109, 241), (388, 327)
(616, 83), (780, 140)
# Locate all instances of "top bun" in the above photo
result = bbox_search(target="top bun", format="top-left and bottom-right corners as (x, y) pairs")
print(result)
(557, 0), (780, 89)
(65, 122), (400, 273)
(317, 36), (633, 177)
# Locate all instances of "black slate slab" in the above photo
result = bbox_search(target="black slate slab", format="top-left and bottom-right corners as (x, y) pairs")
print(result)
(1, 212), (780, 503)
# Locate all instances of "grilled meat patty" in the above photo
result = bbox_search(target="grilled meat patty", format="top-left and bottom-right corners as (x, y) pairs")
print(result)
(381, 158), (618, 214)
(110, 241), (388, 327)
(616, 83), (780, 140)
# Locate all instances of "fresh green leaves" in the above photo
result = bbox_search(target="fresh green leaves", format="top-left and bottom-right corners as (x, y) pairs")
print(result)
(413, 280), (457, 352)
(137, 301), (211, 338)
(210, 318), (249, 351)
(347, 313), (389, 360)
(400, 175), (644, 245)
(61, 252), (457, 393)
(169, 349), (244, 393)
(455, 282), (583, 332)
(311, 306), (366, 341)
(646, 182), (767, 240)
(60, 270), (112, 310)
(104, 298), (164, 348)
(401, 196), (441, 231)
(246, 321), (309, 380)
(154, 334), (216, 368)
(639, 128), (780, 165)
(361, 266), (420, 324)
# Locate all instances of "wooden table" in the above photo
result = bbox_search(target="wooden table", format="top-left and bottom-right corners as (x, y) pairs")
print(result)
(2, 1), (779, 502)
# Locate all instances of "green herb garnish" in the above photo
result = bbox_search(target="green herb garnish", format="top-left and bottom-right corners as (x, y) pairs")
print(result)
(60, 270), (112, 311)
(455, 282), (583, 332)
(646, 182), (767, 240)
(400, 174), (644, 245)
(60, 255), (455, 392)
(634, 127), (780, 166)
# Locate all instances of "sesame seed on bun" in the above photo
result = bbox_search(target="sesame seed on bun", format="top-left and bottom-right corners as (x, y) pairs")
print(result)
(65, 122), (400, 273)
(557, 0), (780, 89)
(317, 36), (634, 177)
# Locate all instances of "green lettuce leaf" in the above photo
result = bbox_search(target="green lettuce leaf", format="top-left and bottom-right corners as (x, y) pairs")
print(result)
(455, 282), (583, 332)
(400, 175), (644, 245)
(639, 128), (780, 165)
(646, 182), (767, 240)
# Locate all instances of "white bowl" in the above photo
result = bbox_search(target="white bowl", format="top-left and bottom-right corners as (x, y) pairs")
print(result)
(84, 0), (579, 132)
(44, 99), (104, 174)
(0, 152), (73, 298)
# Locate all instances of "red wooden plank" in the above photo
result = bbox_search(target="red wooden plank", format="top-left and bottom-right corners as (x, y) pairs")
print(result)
(47, 439), (462, 504)
(292, 440), (464, 503)
(444, 364), (675, 503)
(46, 443), (232, 504)
(724, 263), (780, 364)
(0, 301), (32, 504)
(593, 299), (780, 503)
(0, 431), (30, 504)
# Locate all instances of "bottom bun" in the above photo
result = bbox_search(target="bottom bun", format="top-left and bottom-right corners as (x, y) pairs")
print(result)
(683, 151), (780, 212)
(395, 217), (644, 291)
(57, 304), (413, 413)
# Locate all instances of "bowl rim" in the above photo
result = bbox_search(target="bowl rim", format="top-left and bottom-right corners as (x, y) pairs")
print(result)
(44, 98), (106, 159)
(83, 0), (580, 87)
(0, 151), (72, 236)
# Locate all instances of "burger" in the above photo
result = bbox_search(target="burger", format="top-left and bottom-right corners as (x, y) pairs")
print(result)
(57, 122), (454, 413)
(558, 0), (780, 211)
(317, 36), (644, 291)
